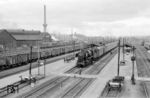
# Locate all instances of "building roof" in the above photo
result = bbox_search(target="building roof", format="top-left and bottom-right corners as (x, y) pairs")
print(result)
(7, 29), (40, 34)
(11, 35), (41, 41)
(5, 29), (42, 41)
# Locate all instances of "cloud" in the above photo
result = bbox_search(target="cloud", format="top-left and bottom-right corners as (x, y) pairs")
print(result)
(45, 0), (150, 36)
(0, 0), (150, 36)
(0, 13), (19, 29)
(47, 0), (150, 22)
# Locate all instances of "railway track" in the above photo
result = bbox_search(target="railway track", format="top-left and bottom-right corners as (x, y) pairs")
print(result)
(61, 78), (94, 98)
(18, 48), (117, 98)
(17, 70), (81, 98)
(65, 48), (117, 75)
(22, 77), (69, 98)
(85, 49), (117, 75)
(37, 77), (84, 98)
(65, 46), (117, 75)
(105, 90), (120, 98)
(135, 46), (150, 77)
(65, 67), (79, 73)
(93, 50), (117, 74)
(135, 45), (150, 98)
(142, 82), (149, 98)
(53, 49), (117, 98)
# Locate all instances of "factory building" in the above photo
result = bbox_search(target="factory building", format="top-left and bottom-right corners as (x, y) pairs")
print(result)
(0, 29), (51, 50)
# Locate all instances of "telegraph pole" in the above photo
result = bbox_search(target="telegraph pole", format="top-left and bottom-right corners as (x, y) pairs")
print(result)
(123, 38), (124, 60)
(131, 46), (136, 84)
(117, 39), (120, 76)
(37, 41), (40, 75)
(71, 28), (75, 58)
(29, 46), (33, 81)
(73, 32), (76, 56)
(122, 38), (125, 63)
(103, 37), (105, 54)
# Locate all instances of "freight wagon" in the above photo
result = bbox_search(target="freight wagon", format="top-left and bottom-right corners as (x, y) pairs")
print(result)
(0, 43), (81, 70)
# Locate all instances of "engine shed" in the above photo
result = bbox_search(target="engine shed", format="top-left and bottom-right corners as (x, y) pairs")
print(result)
(0, 29), (52, 50)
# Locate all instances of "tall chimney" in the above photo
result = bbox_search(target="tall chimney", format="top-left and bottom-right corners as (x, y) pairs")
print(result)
(43, 5), (47, 33)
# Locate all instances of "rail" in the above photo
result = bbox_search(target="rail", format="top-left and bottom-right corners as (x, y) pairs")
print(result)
(13, 44), (117, 98)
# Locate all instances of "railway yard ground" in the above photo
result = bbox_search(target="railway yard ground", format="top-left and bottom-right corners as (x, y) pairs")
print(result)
(1, 45), (150, 98)
(1, 0), (150, 98)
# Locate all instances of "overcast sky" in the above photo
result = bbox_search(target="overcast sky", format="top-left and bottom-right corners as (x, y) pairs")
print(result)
(0, 0), (150, 37)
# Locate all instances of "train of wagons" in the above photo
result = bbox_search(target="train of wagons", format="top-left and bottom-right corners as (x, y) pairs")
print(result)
(0, 41), (81, 70)
(76, 42), (118, 68)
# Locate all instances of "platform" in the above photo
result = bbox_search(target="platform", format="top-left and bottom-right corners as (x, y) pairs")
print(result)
(0, 58), (77, 98)
(0, 51), (78, 79)
(80, 49), (146, 98)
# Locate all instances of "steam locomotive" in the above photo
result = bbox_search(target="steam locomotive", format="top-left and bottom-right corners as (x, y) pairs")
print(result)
(76, 42), (117, 68)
